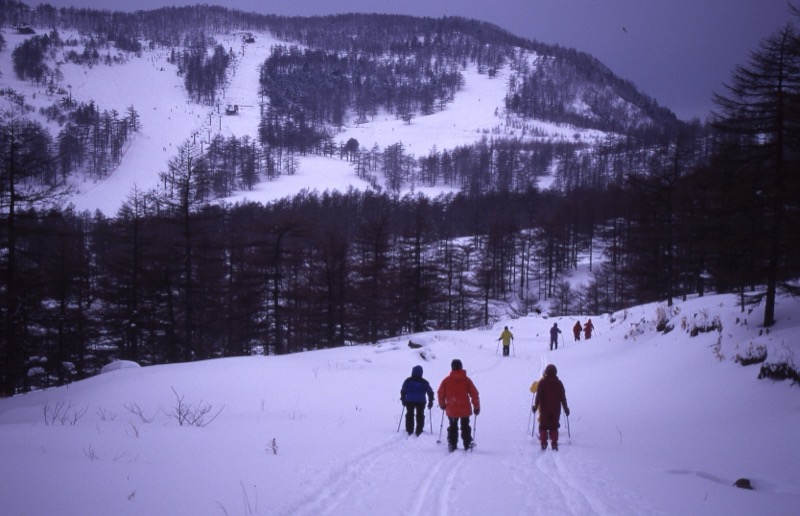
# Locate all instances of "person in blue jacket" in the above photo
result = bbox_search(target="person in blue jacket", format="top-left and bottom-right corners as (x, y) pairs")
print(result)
(400, 365), (435, 436)
(549, 323), (562, 351)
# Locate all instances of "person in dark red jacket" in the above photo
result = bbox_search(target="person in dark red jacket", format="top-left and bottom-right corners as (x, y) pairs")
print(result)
(532, 363), (570, 451)
(437, 359), (480, 452)
(583, 319), (595, 340)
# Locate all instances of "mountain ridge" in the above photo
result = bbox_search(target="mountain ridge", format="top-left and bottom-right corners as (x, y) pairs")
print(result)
(1, 3), (686, 215)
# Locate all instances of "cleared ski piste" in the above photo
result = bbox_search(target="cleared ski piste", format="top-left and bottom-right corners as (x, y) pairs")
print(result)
(1, 293), (798, 515)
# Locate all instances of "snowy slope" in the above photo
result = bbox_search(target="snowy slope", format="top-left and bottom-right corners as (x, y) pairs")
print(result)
(0, 29), (599, 215)
(0, 293), (798, 515)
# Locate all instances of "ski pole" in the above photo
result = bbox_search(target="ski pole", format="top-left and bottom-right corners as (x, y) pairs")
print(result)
(526, 393), (534, 433)
(436, 409), (445, 443)
(396, 405), (405, 432)
(566, 413), (571, 439)
(429, 407), (433, 434)
(473, 413), (478, 441)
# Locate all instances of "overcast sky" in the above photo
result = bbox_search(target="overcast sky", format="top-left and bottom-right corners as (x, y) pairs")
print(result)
(34, 0), (795, 121)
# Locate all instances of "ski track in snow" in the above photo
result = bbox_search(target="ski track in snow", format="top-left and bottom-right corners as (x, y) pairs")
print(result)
(275, 435), (405, 516)
(278, 431), (476, 516)
(275, 347), (656, 516)
(414, 451), (469, 516)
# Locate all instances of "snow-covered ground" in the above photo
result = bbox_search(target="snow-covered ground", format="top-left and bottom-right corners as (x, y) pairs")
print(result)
(0, 293), (798, 515)
(1, 29), (598, 215)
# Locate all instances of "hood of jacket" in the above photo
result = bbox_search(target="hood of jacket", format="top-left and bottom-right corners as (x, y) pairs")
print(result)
(412, 365), (423, 378)
(448, 368), (467, 380)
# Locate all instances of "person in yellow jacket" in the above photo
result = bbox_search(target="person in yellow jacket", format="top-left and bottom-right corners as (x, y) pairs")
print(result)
(529, 379), (539, 393)
(527, 378), (539, 436)
(497, 326), (514, 357)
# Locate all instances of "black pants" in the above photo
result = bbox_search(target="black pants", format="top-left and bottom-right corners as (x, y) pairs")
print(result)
(502, 345), (510, 356)
(405, 403), (426, 435)
(550, 338), (558, 350)
(447, 416), (472, 448)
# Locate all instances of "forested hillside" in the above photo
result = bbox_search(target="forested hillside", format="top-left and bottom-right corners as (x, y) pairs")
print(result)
(1, 1), (798, 395)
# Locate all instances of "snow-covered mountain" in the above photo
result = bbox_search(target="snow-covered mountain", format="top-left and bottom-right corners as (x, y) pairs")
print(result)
(0, 7), (678, 216)
(0, 292), (798, 515)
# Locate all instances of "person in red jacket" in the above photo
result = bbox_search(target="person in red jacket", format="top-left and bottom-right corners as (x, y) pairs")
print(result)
(532, 363), (570, 451)
(438, 359), (480, 452)
(583, 319), (595, 340)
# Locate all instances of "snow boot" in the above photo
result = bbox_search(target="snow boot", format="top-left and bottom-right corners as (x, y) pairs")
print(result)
(552, 442), (559, 451)
(539, 429), (548, 450)
(448, 442), (457, 453)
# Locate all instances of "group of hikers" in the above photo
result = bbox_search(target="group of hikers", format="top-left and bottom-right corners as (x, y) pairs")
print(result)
(572, 319), (595, 341)
(400, 359), (570, 452)
(548, 319), (595, 350)
(495, 319), (595, 355)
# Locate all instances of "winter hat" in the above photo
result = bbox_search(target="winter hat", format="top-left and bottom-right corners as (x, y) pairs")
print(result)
(412, 365), (423, 377)
(544, 364), (557, 376)
(451, 359), (463, 371)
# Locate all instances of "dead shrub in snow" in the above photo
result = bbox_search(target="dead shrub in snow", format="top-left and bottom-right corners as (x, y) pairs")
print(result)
(42, 400), (88, 426)
(163, 386), (224, 427)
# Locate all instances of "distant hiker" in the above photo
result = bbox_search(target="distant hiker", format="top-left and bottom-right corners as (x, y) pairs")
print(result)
(549, 323), (561, 351)
(400, 365), (435, 436)
(498, 326), (514, 357)
(438, 359), (480, 452)
(572, 321), (582, 341)
(583, 319), (595, 340)
(532, 363), (570, 451)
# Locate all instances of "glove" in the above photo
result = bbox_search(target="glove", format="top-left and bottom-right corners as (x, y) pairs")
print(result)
(532, 405), (538, 413)
(564, 407), (570, 417)
(427, 400), (433, 409)
(473, 408), (480, 416)
(401, 400), (407, 407)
